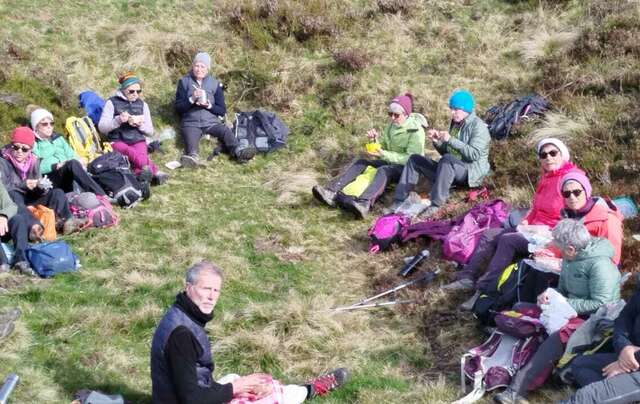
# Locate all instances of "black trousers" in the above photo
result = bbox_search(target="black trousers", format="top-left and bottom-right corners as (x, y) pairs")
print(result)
(10, 188), (71, 221)
(325, 159), (404, 205)
(181, 123), (236, 156)
(47, 159), (106, 195)
(0, 212), (40, 264)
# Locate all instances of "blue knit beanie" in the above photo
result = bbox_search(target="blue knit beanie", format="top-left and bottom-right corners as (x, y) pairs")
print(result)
(448, 90), (475, 113)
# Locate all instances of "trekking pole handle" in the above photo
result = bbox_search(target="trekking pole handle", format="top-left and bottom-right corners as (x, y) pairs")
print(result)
(0, 373), (19, 404)
(398, 249), (430, 277)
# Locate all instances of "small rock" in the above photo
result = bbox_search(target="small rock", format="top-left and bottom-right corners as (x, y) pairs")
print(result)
(0, 93), (22, 106)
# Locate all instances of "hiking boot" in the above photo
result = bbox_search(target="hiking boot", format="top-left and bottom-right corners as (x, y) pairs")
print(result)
(460, 290), (481, 311)
(152, 171), (169, 186)
(493, 388), (530, 404)
(235, 146), (256, 163)
(62, 217), (90, 235)
(180, 154), (201, 169)
(340, 198), (370, 219)
(13, 261), (36, 277)
(442, 278), (474, 291)
(312, 185), (337, 208)
(306, 368), (349, 399)
(0, 321), (15, 341)
(0, 308), (21, 323)
(138, 165), (153, 184)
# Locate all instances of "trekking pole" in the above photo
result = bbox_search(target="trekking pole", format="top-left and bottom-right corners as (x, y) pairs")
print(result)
(0, 373), (19, 404)
(332, 300), (416, 312)
(397, 249), (430, 277)
(346, 269), (440, 309)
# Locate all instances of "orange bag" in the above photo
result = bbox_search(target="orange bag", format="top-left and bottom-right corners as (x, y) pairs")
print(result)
(27, 205), (57, 241)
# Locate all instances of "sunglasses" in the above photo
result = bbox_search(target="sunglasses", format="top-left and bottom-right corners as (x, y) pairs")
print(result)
(562, 189), (583, 198)
(11, 144), (31, 153)
(388, 112), (401, 119)
(39, 121), (54, 127)
(538, 150), (559, 159)
(127, 89), (142, 94)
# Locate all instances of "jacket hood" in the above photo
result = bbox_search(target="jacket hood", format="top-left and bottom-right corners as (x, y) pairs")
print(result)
(574, 237), (615, 262)
(395, 113), (427, 131)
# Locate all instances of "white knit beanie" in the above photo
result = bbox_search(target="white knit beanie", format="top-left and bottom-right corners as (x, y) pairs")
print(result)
(30, 108), (54, 130)
(536, 137), (570, 162)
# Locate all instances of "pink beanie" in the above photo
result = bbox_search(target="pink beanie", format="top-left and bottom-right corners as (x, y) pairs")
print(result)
(389, 93), (413, 116)
(559, 171), (592, 199)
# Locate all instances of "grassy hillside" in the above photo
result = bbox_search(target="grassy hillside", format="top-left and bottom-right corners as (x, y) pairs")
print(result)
(0, 0), (639, 402)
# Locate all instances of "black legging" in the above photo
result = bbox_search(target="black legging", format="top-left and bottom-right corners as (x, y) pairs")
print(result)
(10, 188), (72, 221)
(47, 159), (105, 195)
(510, 331), (565, 396)
(0, 212), (40, 265)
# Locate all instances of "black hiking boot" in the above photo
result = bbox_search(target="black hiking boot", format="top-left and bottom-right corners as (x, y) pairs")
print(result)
(13, 261), (36, 277)
(339, 198), (370, 219)
(312, 185), (337, 207)
(235, 146), (257, 163)
(306, 368), (349, 399)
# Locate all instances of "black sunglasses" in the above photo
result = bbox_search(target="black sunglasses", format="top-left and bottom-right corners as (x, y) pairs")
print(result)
(11, 144), (31, 153)
(127, 89), (142, 94)
(388, 112), (401, 119)
(562, 189), (583, 198)
(538, 150), (559, 159)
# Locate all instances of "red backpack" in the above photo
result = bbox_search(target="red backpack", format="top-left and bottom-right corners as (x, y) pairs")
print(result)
(68, 193), (119, 228)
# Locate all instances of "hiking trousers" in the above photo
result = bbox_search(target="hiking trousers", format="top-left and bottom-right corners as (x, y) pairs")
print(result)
(10, 188), (71, 221)
(393, 154), (468, 207)
(181, 123), (236, 156)
(326, 159), (403, 205)
(511, 331), (565, 396)
(111, 141), (158, 176)
(0, 213), (39, 265)
(560, 371), (640, 404)
(48, 159), (106, 196)
(570, 352), (618, 387)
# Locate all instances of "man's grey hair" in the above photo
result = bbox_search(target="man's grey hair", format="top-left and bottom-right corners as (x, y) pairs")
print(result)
(552, 219), (591, 252)
(185, 260), (223, 285)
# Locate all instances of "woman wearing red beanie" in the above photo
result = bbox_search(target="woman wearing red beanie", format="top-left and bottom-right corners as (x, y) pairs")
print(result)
(0, 127), (87, 235)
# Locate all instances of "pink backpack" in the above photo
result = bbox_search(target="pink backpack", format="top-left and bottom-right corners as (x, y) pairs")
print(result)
(68, 193), (119, 228)
(368, 214), (410, 253)
(442, 199), (510, 264)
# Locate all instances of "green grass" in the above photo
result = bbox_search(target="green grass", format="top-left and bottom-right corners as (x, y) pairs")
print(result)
(0, 0), (640, 402)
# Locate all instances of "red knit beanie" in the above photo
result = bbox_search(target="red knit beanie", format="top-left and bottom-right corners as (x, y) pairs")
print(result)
(390, 93), (413, 116)
(11, 127), (35, 147)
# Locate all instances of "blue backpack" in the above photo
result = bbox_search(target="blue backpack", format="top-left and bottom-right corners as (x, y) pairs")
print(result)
(26, 241), (78, 278)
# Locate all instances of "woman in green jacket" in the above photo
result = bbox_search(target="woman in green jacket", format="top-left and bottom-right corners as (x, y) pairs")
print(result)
(30, 108), (105, 195)
(391, 89), (490, 215)
(312, 93), (426, 219)
(495, 219), (620, 404)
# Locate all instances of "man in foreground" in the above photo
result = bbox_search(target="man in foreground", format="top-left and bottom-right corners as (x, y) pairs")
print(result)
(150, 261), (348, 404)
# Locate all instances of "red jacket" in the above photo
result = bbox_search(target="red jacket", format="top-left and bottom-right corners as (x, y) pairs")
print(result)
(524, 162), (584, 227)
(577, 199), (624, 265)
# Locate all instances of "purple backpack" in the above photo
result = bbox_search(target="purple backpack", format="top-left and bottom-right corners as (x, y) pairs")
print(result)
(442, 199), (510, 264)
(455, 305), (544, 403)
(368, 214), (410, 253)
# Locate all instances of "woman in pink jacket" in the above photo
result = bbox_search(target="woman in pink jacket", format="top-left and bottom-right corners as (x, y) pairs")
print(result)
(445, 138), (583, 299)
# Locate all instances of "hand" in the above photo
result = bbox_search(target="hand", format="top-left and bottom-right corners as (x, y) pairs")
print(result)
(365, 150), (382, 159)
(520, 219), (529, 226)
(193, 88), (204, 100)
(130, 115), (144, 127)
(0, 216), (8, 237)
(232, 373), (273, 398)
(26, 179), (38, 190)
(537, 292), (549, 306)
(619, 345), (640, 372)
(119, 111), (131, 124)
(427, 129), (440, 141)
(439, 130), (451, 142)
(603, 361), (627, 378)
(366, 129), (379, 141)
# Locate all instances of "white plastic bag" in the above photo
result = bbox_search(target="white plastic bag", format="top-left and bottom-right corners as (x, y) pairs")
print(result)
(539, 288), (577, 334)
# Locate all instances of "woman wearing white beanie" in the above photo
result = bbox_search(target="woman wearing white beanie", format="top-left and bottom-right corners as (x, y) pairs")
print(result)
(30, 107), (107, 195)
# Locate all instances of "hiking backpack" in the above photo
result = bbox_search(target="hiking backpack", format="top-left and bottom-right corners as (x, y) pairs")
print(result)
(78, 90), (106, 127)
(88, 152), (149, 208)
(67, 192), (119, 228)
(368, 214), (411, 253)
(484, 94), (549, 140)
(26, 240), (78, 278)
(65, 116), (111, 164)
(232, 110), (289, 161)
(453, 304), (545, 404)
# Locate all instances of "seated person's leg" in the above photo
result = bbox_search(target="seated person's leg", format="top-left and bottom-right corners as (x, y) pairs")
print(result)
(476, 230), (529, 293)
(313, 159), (377, 207)
(560, 371), (640, 404)
(571, 353), (618, 388)
(52, 159), (106, 195)
(393, 154), (438, 205)
(206, 123), (237, 154)
(181, 126), (204, 157)
(7, 213), (38, 276)
(359, 164), (403, 207)
(430, 154), (468, 207)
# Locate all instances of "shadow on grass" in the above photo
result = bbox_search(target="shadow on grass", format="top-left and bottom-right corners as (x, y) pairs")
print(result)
(49, 356), (151, 403)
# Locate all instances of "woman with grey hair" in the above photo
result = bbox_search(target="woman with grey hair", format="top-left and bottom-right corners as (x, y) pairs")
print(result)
(494, 219), (621, 404)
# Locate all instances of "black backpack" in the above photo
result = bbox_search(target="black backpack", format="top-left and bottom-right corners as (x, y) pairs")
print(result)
(232, 110), (289, 162)
(484, 94), (549, 140)
(88, 152), (149, 208)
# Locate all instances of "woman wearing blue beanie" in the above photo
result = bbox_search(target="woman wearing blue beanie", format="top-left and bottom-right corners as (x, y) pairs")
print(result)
(390, 89), (491, 215)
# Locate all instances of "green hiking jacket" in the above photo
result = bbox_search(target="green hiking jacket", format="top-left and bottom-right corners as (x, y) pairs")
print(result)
(33, 133), (79, 175)
(558, 237), (621, 315)
(433, 112), (491, 187)
(379, 113), (426, 165)
(0, 181), (16, 220)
